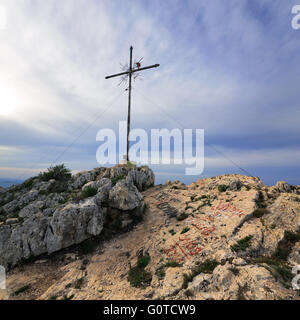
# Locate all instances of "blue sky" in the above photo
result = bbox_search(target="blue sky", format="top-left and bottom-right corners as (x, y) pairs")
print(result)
(0, 0), (300, 186)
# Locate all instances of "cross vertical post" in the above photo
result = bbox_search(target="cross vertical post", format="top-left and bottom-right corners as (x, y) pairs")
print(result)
(105, 46), (160, 162)
(127, 46), (133, 161)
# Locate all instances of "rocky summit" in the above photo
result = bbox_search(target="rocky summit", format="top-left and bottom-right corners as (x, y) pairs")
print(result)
(0, 166), (300, 300)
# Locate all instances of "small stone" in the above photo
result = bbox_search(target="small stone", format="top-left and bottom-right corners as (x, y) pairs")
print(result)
(5, 218), (19, 225)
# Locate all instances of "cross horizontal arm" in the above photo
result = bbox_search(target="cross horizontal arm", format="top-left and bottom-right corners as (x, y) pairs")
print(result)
(105, 64), (160, 79)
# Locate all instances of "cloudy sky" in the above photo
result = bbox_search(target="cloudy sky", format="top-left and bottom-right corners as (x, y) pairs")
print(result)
(0, 0), (300, 186)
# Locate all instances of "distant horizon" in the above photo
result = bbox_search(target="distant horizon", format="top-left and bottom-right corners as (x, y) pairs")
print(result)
(1, 163), (299, 189)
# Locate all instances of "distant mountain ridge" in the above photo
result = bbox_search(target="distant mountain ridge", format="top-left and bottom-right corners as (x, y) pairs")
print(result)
(0, 179), (24, 188)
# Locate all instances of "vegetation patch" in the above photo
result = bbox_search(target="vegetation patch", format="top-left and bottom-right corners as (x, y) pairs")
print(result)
(218, 185), (228, 193)
(128, 255), (152, 289)
(231, 235), (253, 252)
(155, 260), (182, 280)
(82, 186), (97, 198)
(111, 175), (125, 186)
(181, 227), (190, 234)
(137, 255), (150, 268)
(39, 164), (71, 182)
(250, 236), (297, 285)
(14, 284), (30, 296)
(23, 177), (35, 189)
(272, 230), (300, 261)
(182, 259), (219, 289)
(165, 260), (182, 268)
(169, 229), (176, 236)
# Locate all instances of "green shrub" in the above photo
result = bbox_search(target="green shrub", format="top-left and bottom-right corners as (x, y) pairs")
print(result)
(271, 230), (300, 261)
(128, 266), (152, 288)
(274, 265), (293, 281)
(82, 186), (97, 198)
(181, 227), (190, 234)
(231, 235), (253, 252)
(14, 284), (30, 296)
(23, 177), (35, 189)
(111, 175), (125, 186)
(165, 260), (182, 268)
(128, 255), (152, 288)
(218, 185), (228, 193)
(137, 255), (150, 268)
(169, 229), (176, 236)
(39, 164), (71, 182)
(155, 260), (182, 280)
(182, 259), (219, 289)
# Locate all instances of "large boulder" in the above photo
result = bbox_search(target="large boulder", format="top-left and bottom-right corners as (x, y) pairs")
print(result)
(108, 178), (143, 211)
(68, 171), (97, 190)
(0, 198), (105, 268)
(274, 181), (292, 193)
(45, 198), (104, 254)
(94, 178), (112, 206)
(127, 166), (155, 191)
(0, 164), (154, 269)
(19, 201), (45, 218)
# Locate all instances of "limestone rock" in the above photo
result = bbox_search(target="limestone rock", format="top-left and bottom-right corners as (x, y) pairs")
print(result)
(274, 181), (292, 193)
(108, 178), (143, 211)
(45, 198), (104, 254)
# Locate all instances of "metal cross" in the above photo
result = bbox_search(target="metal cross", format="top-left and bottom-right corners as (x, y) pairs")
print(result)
(105, 46), (159, 162)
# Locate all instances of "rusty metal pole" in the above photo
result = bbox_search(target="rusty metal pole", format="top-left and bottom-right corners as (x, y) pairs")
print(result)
(126, 46), (133, 162)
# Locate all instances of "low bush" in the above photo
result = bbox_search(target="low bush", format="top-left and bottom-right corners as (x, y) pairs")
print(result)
(137, 255), (150, 268)
(39, 164), (71, 182)
(218, 185), (228, 193)
(182, 259), (219, 289)
(128, 255), (152, 289)
(180, 227), (190, 234)
(111, 175), (125, 186)
(231, 235), (253, 252)
(82, 186), (97, 198)
(14, 284), (30, 296)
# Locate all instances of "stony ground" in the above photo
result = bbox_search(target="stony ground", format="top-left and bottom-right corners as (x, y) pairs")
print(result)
(1, 174), (300, 300)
